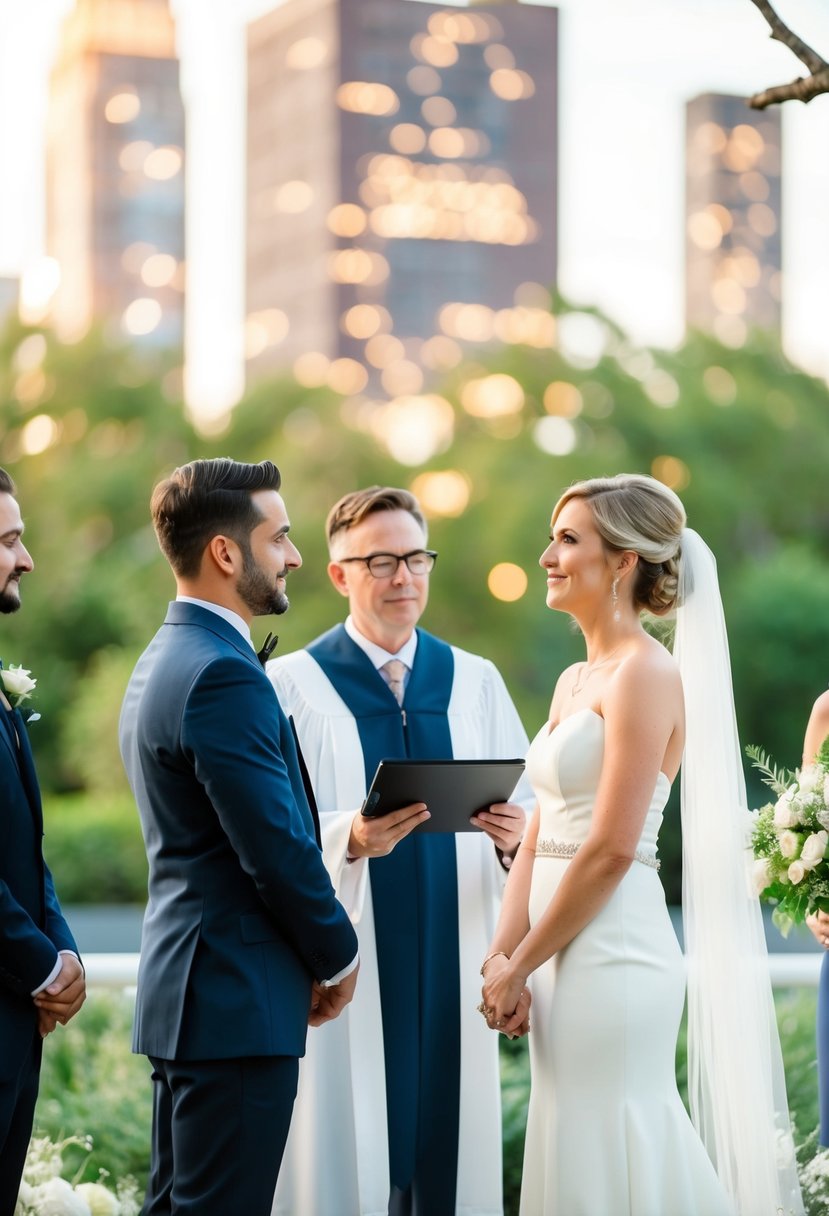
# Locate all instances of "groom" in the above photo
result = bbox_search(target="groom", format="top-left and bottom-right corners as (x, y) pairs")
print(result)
(0, 466), (85, 1216)
(119, 458), (359, 1215)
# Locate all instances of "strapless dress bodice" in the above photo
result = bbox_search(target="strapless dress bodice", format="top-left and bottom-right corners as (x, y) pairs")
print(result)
(526, 707), (671, 859)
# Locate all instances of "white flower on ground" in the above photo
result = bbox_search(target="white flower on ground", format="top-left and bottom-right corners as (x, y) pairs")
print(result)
(788, 859), (807, 885)
(779, 830), (800, 860)
(75, 1183), (119, 1216)
(801, 830), (829, 871)
(29, 1177), (92, 1216)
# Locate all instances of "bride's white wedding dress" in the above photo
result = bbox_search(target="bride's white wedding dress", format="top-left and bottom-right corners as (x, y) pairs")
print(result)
(520, 707), (734, 1216)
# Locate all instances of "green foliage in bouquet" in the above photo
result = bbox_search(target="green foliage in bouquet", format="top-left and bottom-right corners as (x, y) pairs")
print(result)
(747, 740), (829, 935)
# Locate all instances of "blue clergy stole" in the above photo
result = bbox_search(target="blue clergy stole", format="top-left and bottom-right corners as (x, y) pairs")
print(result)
(308, 624), (461, 1210)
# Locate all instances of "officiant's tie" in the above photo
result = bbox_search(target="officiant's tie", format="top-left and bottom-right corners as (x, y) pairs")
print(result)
(381, 658), (407, 705)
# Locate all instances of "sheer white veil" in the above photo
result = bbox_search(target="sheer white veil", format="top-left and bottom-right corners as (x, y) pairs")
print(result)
(674, 527), (803, 1215)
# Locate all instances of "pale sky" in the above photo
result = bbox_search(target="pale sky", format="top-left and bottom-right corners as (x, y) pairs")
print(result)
(1, 0), (828, 414)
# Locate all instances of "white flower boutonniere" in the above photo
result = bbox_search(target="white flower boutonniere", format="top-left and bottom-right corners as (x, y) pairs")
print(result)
(0, 664), (40, 722)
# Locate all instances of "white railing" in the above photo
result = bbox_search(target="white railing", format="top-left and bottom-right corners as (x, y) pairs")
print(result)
(82, 952), (824, 990)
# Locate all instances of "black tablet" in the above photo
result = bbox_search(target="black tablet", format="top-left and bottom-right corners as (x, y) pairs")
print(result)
(361, 758), (526, 834)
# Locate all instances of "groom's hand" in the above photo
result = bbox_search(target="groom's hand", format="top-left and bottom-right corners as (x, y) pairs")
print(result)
(308, 963), (360, 1027)
(348, 803), (429, 858)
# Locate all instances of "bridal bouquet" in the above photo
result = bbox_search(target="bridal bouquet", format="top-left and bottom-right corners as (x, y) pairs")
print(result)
(748, 737), (829, 935)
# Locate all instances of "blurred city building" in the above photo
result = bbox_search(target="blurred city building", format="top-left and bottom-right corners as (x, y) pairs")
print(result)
(245, 0), (558, 395)
(45, 0), (185, 346)
(685, 92), (782, 346)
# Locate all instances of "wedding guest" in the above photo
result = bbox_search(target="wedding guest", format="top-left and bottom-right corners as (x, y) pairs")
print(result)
(0, 466), (85, 1216)
(803, 688), (829, 1145)
(268, 486), (533, 1216)
(480, 474), (802, 1215)
(119, 459), (358, 1215)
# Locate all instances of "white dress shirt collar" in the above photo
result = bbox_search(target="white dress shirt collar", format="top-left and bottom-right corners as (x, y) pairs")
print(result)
(344, 615), (418, 672)
(176, 596), (254, 651)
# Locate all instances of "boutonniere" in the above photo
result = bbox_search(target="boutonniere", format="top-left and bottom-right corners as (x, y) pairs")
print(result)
(0, 664), (40, 721)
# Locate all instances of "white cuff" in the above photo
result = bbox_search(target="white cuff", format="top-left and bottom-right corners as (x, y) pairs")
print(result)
(31, 950), (80, 997)
(321, 951), (359, 988)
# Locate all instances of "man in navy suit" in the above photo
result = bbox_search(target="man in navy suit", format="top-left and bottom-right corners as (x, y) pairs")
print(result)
(0, 466), (86, 1216)
(119, 458), (359, 1216)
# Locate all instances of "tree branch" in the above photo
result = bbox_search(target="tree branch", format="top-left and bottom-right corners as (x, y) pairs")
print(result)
(749, 0), (829, 75)
(749, 66), (829, 109)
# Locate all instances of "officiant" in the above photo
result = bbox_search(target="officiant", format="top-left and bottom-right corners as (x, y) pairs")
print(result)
(267, 486), (533, 1216)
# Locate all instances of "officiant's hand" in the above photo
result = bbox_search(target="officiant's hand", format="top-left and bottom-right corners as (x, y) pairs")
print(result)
(33, 954), (86, 1025)
(470, 801), (525, 861)
(309, 964), (360, 1027)
(348, 803), (429, 858)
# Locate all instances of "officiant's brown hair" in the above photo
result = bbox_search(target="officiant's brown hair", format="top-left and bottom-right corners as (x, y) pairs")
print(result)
(151, 457), (282, 577)
(326, 486), (426, 554)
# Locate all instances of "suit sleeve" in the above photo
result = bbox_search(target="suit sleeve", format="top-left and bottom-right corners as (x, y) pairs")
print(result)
(181, 656), (357, 982)
(0, 880), (61, 997)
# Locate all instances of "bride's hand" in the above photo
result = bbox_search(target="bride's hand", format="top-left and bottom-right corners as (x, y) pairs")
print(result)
(481, 958), (530, 1037)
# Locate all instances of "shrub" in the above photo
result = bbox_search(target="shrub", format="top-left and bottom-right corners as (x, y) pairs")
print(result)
(35, 992), (151, 1194)
(42, 792), (147, 904)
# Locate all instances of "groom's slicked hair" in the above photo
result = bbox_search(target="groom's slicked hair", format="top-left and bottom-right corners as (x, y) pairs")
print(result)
(151, 458), (282, 577)
(0, 467), (16, 496)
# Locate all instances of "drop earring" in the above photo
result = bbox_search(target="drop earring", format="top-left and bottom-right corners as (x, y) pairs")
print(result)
(611, 577), (620, 622)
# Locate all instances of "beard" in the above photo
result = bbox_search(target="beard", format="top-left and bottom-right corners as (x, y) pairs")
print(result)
(0, 577), (22, 614)
(236, 546), (290, 618)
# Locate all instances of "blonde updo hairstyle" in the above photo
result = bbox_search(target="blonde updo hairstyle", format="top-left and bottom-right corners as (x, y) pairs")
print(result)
(552, 474), (686, 615)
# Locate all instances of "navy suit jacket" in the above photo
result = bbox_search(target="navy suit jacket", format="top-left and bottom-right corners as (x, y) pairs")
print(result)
(0, 699), (77, 1081)
(119, 602), (357, 1062)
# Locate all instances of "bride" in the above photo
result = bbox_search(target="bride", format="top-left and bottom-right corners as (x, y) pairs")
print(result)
(480, 474), (803, 1215)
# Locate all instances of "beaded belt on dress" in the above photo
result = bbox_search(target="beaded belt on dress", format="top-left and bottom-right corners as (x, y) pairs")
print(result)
(535, 838), (660, 871)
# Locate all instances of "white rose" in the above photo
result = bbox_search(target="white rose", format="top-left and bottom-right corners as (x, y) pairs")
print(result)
(1, 666), (36, 699)
(799, 765), (822, 795)
(801, 830), (829, 871)
(752, 857), (772, 895)
(75, 1184), (119, 1216)
(788, 859), (807, 885)
(774, 787), (802, 827)
(779, 830), (800, 859)
(29, 1178), (91, 1216)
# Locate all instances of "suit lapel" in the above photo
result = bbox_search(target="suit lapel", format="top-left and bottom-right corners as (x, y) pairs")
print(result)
(0, 703), (18, 765)
(14, 712), (44, 828)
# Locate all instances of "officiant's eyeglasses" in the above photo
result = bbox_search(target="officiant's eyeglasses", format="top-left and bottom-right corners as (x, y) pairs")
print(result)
(338, 550), (438, 579)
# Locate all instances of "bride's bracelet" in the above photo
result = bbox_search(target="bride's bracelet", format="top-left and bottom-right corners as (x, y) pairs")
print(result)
(480, 951), (509, 976)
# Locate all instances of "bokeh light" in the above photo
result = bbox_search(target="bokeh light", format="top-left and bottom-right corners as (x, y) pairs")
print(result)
(488, 563), (528, 602)
(410, 469), (471, 518)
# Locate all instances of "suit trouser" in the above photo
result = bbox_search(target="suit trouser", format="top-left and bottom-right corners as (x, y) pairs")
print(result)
(0, 1027), (42, 1216)
(143, 1054), (299, 1216)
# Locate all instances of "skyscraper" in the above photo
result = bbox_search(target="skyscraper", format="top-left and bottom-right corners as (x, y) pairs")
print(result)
(46, 0), (185, 345)
(685, 92), (782, 344)
(246, 0), (558, 392)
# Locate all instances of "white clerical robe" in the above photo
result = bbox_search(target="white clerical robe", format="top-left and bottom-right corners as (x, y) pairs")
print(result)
(268, 642), (533, 1216)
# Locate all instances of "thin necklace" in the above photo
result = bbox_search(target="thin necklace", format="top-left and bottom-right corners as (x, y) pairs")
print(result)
(570, 643), (626, 697)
